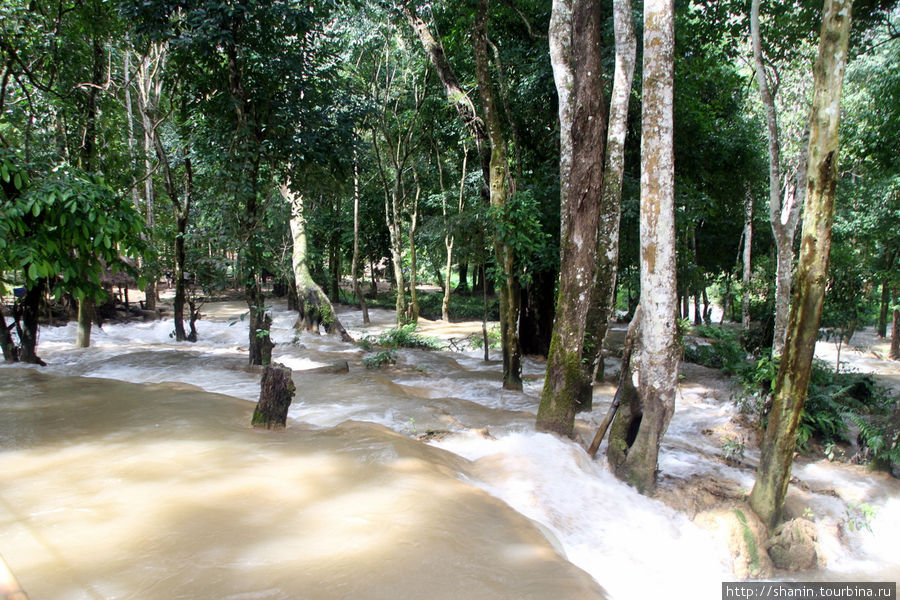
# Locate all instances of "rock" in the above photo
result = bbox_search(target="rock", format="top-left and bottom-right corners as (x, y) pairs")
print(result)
(695, 505), (774, 580)
(767, 518), (820, 571)
(302, 360), (350, 374)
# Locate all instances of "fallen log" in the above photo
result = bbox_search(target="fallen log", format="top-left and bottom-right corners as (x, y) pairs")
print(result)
(588, 306), (641, 459)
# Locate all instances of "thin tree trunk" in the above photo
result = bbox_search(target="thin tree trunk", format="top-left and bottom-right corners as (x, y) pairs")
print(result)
(751, 0), (803, 357)
(76, 297), (93, 348)
(890, 298), (899, 360)
(742, 189), (754, 330)
(549, 0), (575, 238)
(474, 0), (522, 390)
(878, 278), (890, 338)
(407, 170), (421, 323)
(608, 0), (678, 494)
(749, 0), (852, 531)
(350, 148), (369, 324)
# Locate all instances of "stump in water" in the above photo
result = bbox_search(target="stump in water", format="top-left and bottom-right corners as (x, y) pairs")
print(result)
(252, 365), (296, 429)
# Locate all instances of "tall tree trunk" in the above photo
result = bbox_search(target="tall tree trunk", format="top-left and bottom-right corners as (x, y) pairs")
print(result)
(549, 0), (575, 238)
(890, 295), (899, 360)
(878, 278), (890, 338)
(457, 262), (469, 294)
(537, 0), (608, 434)
(742, 189), (754, 330)
(0, 307), (17, 362)
(538, 0), (635, 433)
(281, 182), (352, 342)
(351, 148), (369, 325)
(751, 0), (803, 357)
(608, 0), (678, 495)
(407, 170), (421, 323)
(473, 0), (522, 390)
(749, 0), (852, 531)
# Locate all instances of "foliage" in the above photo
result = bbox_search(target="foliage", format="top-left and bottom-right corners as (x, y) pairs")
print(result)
(467, 324), (502, 351)
(488, 189), (552, 286)
(843, 502), (877, 533)
(721, 436), (746, 464)
(363, 349), (397, 369)
(0, 153), (146, 302)
(733, 353), (894, 452)
(365, 323), (440, 350)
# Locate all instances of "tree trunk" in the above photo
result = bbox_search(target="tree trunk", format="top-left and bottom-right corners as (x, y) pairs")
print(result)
(474, 0), (522, 390)
(16, 283), (44, 365)
(457, 262), (469, 294)
(251, 365), (296, 429)
(751, 0), (804, 357)
(549, 0), (575, 238)
(609, 0), (678, 495)
(538, 0), (608, 434)
(173, 215), (188, 342)
(351, 149), (370, 325)
(282, 183), (352, 342)
(742, 189), (754, 330)
(583, 0), (636, 392)
(407, 171), (421, 323)
(749, 0), (852, 531)
(878, 278), (890, 338)
(890, 298), (899, 360)
(76, 297), (93, 348)
(0, 307), (17, 362)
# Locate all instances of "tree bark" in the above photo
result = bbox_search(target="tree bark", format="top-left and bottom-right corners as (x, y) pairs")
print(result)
(742, 189), (754, 330)
(609, 0), (678, 495)
(76, 297), (93, 348)
(350, 148), (369, 325)
(878, 278), (890, 338)
(891, 298), (899, 360)
(16, 283), (44, 365)
(282, 182), (352, 342)
(473, 0), (522, 390)
(251, 365), (295, 429)
(751, 0), (803, 357)
(749, 0), (852, 531)
(549, 0), (575, 238)
(537, 0), (608, 434)
(0, 307), (17, 362)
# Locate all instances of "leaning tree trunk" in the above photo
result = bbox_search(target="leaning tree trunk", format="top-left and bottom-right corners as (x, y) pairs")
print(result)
(474, 0), (522, 391)
(749, 0), (852, 531)
(537, 0), (612, 435)
(281, 182), (352, 342)
(607, 0), (678, 495)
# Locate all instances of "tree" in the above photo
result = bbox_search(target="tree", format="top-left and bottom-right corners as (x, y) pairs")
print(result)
(750, 0), (853, 531)
(473, 0), (523, 390)
(536, 0), (637, 435)
(607, 0), (679, 494)
(0, 153), (145, 364)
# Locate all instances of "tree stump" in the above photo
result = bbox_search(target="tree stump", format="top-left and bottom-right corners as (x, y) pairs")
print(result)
(251, 365), (295, 429)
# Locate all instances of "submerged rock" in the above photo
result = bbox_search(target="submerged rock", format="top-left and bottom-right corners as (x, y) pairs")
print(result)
(767, 518), (820, 571)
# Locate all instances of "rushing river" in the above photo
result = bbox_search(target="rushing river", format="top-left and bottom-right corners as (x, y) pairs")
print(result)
(1, 302), (897, 599)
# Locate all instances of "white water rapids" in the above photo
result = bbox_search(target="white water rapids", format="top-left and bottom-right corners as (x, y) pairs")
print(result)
(1, 301), (897, 599)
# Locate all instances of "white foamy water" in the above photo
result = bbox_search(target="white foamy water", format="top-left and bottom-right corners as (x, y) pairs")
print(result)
(3, 302), (898, 598)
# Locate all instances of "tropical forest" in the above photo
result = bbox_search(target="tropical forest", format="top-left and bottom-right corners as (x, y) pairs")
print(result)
(1, 0), (899, 597)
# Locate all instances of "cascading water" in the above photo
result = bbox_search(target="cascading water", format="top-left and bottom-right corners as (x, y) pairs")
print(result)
(1, 302), (897, 599)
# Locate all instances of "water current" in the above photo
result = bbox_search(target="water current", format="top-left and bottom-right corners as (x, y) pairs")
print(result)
(1, 302), (897, 599)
